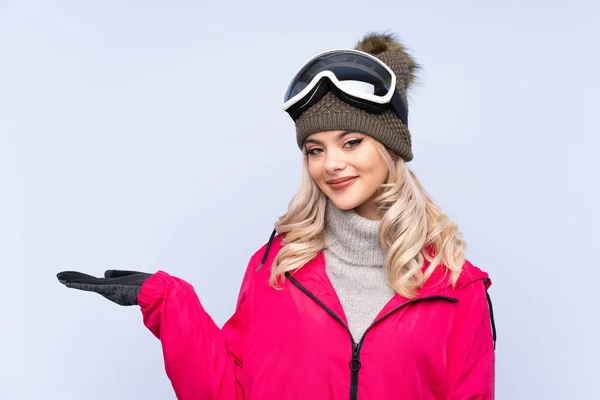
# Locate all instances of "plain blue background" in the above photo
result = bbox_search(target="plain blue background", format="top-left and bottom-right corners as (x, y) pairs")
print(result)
(1, 1), (598, 399)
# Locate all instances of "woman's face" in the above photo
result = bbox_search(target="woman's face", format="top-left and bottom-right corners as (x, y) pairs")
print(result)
(304, 130), (388, 220)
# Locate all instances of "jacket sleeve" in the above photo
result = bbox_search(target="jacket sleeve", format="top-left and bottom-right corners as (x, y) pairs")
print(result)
(137, 253), (259, 400)
(446, 279), (496, 400)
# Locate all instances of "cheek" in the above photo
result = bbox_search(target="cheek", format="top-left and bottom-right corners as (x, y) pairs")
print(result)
(307, 159), (323, 182)
(373, 159), (389, 183)
(356, 152), (387, 182)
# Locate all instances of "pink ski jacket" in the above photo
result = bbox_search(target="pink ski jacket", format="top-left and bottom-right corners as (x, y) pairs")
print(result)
(137, 231), (496, 400)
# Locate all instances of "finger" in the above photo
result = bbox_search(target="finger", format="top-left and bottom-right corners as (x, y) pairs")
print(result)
(63, 281), (104, 293)
(56, 271), (98, 284)
(64, 282), (140, 306)
(63, 281), (121, 297)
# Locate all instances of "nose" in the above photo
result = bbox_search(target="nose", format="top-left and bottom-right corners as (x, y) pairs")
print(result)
(324, 148), (346, 174)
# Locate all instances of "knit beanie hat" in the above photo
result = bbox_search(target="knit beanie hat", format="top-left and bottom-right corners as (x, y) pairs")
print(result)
(294, 32), (421, 161)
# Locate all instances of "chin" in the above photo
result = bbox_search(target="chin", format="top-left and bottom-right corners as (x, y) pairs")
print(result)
(326, 194), (364, 211)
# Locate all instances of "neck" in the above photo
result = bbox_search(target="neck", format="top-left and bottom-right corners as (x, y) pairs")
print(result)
(353, 201), (380, 220)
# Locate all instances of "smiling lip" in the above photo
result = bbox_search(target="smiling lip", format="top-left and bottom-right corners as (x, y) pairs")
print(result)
(327, 176), (357, 190)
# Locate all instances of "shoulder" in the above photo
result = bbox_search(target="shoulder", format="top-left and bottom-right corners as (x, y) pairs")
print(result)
(456, 259), (492, 290)
(444, 260), (491, 304)
(233, 231), (285, 305)
(447, 259), (497, 349)
(424, 257), (491, 294)
(245, 230), (285, 273)
(445, 260), (494, 335)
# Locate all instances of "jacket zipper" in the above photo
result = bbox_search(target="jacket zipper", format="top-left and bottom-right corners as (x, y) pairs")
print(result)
(286, 272), (458, 400)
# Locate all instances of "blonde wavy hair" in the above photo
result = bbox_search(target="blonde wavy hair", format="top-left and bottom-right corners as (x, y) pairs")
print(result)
(272, 141), (466, 298)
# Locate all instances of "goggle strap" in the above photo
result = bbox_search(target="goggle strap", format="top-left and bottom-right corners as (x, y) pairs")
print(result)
(390, 91), (408, 126)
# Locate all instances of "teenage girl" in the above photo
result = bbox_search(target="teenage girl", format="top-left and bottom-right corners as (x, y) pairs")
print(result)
(58, 32), (496, 400)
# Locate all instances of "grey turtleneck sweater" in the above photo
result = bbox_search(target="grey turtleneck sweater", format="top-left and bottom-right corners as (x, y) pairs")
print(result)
(323, 200), (396, 341)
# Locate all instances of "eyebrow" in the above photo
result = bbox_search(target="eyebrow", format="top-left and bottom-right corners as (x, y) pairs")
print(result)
(304, 130), (359, 145)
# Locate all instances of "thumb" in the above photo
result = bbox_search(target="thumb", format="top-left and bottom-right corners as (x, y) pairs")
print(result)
(104, 270), (145, 279)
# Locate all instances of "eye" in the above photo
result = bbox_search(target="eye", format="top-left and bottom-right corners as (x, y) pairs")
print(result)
(305, 147), (323, 156)
(344, 138), (363, 148)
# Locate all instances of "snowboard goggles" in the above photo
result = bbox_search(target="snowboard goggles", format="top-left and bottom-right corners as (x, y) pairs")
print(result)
(283, 49), (408, 126)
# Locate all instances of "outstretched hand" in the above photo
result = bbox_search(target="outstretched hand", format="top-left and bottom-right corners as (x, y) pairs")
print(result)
(56, 270), (153, 306)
